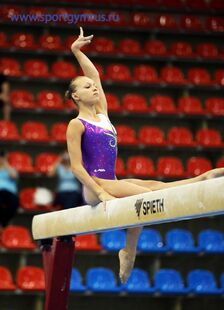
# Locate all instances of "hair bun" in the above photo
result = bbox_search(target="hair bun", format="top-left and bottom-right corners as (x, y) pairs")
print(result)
(65, 90), (71, 99)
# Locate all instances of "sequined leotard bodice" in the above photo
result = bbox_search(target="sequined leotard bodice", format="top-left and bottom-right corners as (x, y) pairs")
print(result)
(78, 114), (117, 180)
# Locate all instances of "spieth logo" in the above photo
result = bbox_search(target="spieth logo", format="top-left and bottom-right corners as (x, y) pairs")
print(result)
(135, 199), (144, 219)
(134, 198), (165, 219)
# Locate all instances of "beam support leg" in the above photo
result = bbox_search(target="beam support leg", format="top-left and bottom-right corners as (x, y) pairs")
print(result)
(41, 236), (75, 310)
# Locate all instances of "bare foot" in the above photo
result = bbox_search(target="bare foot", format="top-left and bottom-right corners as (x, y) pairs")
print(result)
(118, 248), (136, 284)
(204, 168), (224, 180)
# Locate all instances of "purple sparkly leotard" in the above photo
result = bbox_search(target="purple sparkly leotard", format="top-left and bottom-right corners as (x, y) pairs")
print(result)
(78, 114), (117, 180)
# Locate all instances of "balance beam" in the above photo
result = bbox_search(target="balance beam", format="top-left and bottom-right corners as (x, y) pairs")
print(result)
(32, 177), (224, 240)
(32, 177), (224, 310)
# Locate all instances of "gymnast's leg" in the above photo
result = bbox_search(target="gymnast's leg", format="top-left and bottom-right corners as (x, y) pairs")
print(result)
(84, 178), (154, 284)
(125, 167), (224, 191)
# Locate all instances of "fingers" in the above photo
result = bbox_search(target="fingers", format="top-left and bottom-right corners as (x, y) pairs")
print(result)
(84, 34), (94, 40)
(79, 26), (83, 37)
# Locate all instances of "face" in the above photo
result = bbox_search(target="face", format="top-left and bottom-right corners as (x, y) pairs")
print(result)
(71, 77), (99, 106)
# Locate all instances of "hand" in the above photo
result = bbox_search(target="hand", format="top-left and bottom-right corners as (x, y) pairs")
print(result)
(98, 191), (115, 202)
(71, 27), (93, 52)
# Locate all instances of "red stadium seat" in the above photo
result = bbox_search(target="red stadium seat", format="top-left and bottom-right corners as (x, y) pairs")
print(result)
(51, 122), (67, 143)
(205, 17), (224, 32)
(157, 157), (185, 178)
(150, 95), (177, 114)
(52, 8), (74, 23)
(27, 7), (47, 15)
(127, 156), (155, 177)
(115, 125), (137, 145)
(139, 126), (166, 146)
(187, 68), (212, 86)
(2, 226), (36, 250)
(10, 90), (35, 109)
(185, 0), (208, 10)
(0, 266), (16, 291)
(122, 94), (148, 113)
(205, 97), (224, 116)
(196, 128), (223, 147)
(178, 96), (204, 115)
(170, 42), (193, 58)
(196, 43), (219, 59)
(0, 58), (21, 77)
(144, 40), (167, 57)
(35, 153), (58, 174)
(92, 63), (105, 80)
(8, 152), (34, 173)
(16, 266), (45, 291)
(75, 234), (101, 251)
(107, 64), (131, 82)
(24, 59), (49, 78)
(0, 121), (20, 141)
(155, 15), (178, 30)
(130, 12), (152, 28)
(133, 65), (159, 83)
(118, 39), (141, 56)
(214, 69), (224, 86)
(0, 32), (9, 48)
(180, 15), (203, 32)
(39, 34), (63, 51)
(51, 60), (76, 79)
(21, 121), (49, 142)
(0, 5), (23, 21)
(11, 33), (36, 50)
(115, 157), (126, 177)
(19, 188), (38, 211)
(105, 93), (122, 112)
(167, 127), (195, 147)
(209, 0), (224, 10)
(160, 0), (184, 9)
(37, 91), (64, 110)
(187, 157), (212, 176)
(65, 35), (91, 53)
(106, 10), (127, 27)
(161, 66), (186, 84)
(91, 37), (115, 54)
(216, 158), (224, 168)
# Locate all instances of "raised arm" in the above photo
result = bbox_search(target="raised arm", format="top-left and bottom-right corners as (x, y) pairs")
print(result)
(66, 119), (114, 203)
(71, 27), (108, 115)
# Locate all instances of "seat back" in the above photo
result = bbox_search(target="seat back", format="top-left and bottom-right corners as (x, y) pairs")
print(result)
(86, 268), (116, 289)
(16, 266), (45, 290)
(198, 229), (224, 251)
(126, 268), (150, 289)
(137, 229), (164, 251)
(155, 269), (184, 290)
(100, 230), (126, 251)
(166, 229), (195, 250)
(187, 270), (217, 291)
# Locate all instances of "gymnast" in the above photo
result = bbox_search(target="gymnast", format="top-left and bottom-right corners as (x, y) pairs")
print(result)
(65, 27), (224, 284)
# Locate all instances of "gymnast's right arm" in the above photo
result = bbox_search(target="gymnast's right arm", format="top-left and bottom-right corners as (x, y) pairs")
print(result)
(66, 118), (114, 201)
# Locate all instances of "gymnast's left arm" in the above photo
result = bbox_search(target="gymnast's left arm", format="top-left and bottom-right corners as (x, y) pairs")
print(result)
(71, 27), (108, 116)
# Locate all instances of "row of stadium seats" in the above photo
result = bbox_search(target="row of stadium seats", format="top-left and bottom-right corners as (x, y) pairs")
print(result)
(0, 5), (224, 32)
(9, 90), (224, 116)
(1, 265), (224, 295)
(5, 152), (224, 177)
(1, 225), (223, 254)
(1, 58), (224, 86)
(1, 32), (224, 60)
(1, 120), (223, 148)
(1, 0), (224, 11)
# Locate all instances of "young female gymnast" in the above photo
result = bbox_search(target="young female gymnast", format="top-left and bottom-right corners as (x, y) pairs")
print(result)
(66, 27), (224, 283)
